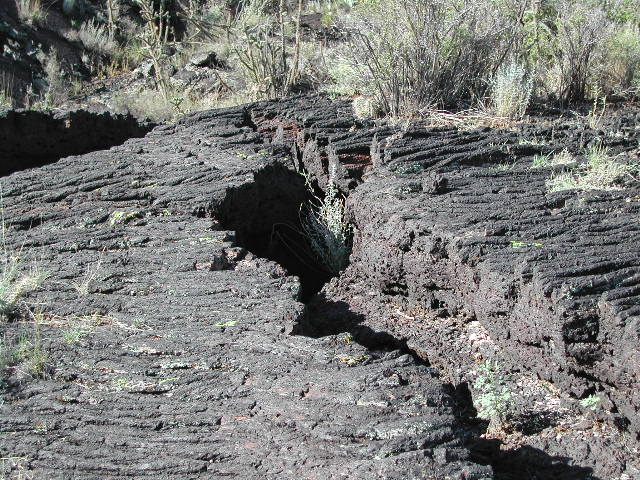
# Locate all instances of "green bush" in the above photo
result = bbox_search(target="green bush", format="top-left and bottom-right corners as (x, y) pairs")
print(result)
(491, 62), (532, 119)
(598, 23), (640, 95)
(474, 359), (513, 429)
(329, 0), (524, 117)
(301, 146), (352, 275)
(552, 1), (612, 102)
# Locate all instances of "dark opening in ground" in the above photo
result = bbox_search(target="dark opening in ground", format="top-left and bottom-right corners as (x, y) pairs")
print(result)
(214, 158), (603, 480)
(216, 162), (331, 302)
(0, 110), (153, 176)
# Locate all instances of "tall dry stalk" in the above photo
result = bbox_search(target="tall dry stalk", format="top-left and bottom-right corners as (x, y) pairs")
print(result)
(134, 0), (173, 100)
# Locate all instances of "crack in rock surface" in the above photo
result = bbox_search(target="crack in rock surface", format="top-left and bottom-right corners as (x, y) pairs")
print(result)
(0, 98), (493, 479)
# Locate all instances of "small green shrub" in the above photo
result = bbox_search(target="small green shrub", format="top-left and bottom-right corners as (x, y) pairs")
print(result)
(29, 51), (67, 109)
(228, 0), (306, 99)
(579, 394), (601, 411)
(0, 196), (46, 318)
(2, 311), (49, 379)
(109, 210), (143, 225)
(491, 62), (532, 119)
(134, 0), (175, 99)
(73, 252), (103, 295)
(598, 23), (640, 96)
(551, 149), (575, 166)
(0, 256), (46, 318)
(301, 147), (352, 275)
(63, 327), (88, 344)
(17, 0), (47, 26)
(587, 93), (607, 129)
(474, 359), (513, 429)
(79, 19), (118, 57)
(547, 143), (634, 192)
(531, 153), (552, 169)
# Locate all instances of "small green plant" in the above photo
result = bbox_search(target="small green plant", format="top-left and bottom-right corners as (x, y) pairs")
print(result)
(301, 147), (352, 275)
(579, 394), (601, 411)
(518, 135), (552, 147)
(0, 73), (14, 109)
(214, 320), (237, 327)
(72, 250), (104, 295)
(63, 327), (88, 344)
(335, 353), (370, 366)
(587, 93), (607, 130)
(392, 163), (424, 175)
(491, 61), (532, 119)
(0, 256), (46, 318)
(551, 149), (575, 166)
(131, 318), (148, 329)
(109, 210), (143, 225)
(78, 19), (117, 57)
(12, 311), (49, 378)
(474, 360), (513, 429)
(0, 188), (48, 318)
(531, 153), (552, 168)
(34, 51), (66, 108)
(491, 162), (515, 173)
(546, 143), (634, 192)
(510, 240), (544, 248)
(17, 0), (47, 26)
(111, 377), (131, 391)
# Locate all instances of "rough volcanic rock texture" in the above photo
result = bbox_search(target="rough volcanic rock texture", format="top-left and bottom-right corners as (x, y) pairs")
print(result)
(0, 100), (492, 479)
(320, 119), (640, 440)
(0, 109), (152, 175)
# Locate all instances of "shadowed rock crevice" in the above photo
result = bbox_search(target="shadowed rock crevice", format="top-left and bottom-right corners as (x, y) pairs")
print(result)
(215, 161), (331, 302)
(294, 293), (603, 479)
(0, 100), (498, 478)
(0, 109), (153, 176)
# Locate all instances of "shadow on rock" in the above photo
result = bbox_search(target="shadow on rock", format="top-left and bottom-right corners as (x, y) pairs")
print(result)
(470, 440), (599, 480)
(293, 293), (412, 353)
(451, 381), (600, 480)
(297, 294), (600, 480)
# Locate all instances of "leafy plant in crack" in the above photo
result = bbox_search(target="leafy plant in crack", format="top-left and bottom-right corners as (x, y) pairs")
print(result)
(301, 145), (352, 275)
(474, 359), (513, 430)
(579, 394), (601, 412)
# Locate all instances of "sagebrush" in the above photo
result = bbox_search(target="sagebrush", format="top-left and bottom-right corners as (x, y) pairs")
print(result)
(301, 146), (352, 275)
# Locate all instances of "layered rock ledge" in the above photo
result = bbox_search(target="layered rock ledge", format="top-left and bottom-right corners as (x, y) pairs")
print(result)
(0, 109), (152, 176)
(2, 95), (639, 479)
(0, 100), (492, 479)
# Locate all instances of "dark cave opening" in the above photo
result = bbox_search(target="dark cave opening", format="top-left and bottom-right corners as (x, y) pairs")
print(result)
(216, 162), (332, 303)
